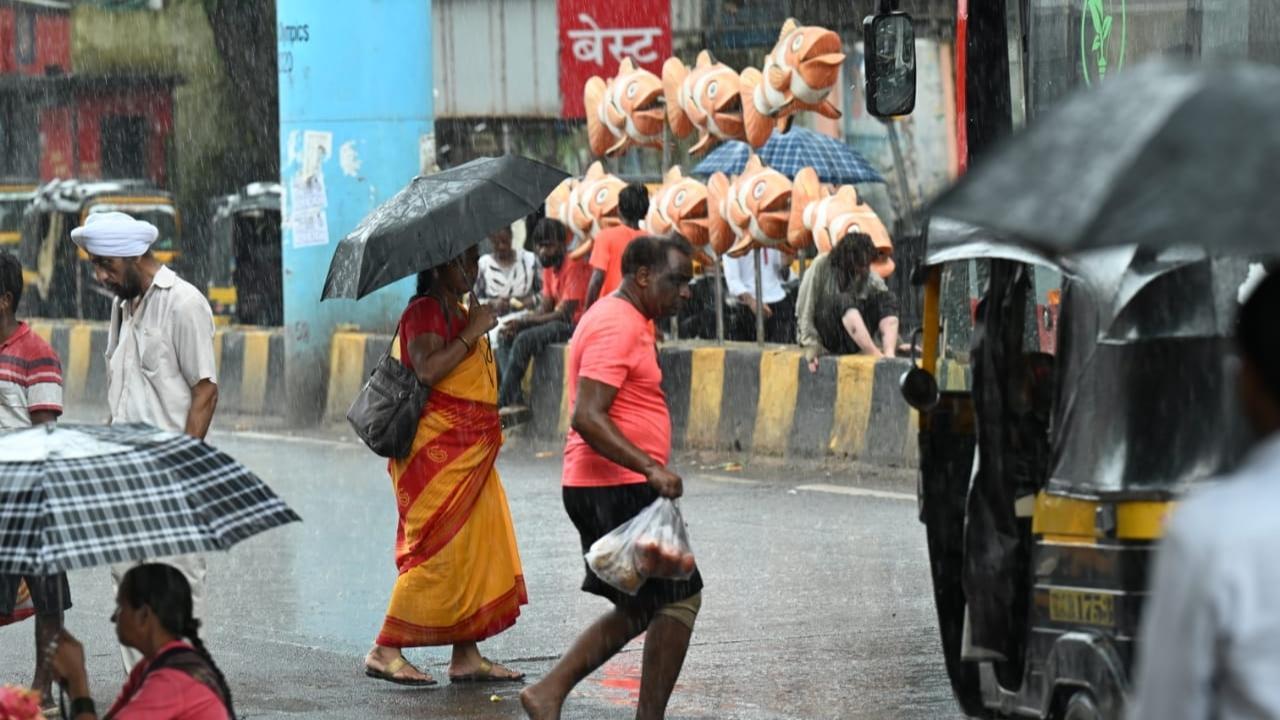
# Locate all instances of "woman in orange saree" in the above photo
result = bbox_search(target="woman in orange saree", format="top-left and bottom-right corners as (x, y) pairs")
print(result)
(364, 245), (527, 686)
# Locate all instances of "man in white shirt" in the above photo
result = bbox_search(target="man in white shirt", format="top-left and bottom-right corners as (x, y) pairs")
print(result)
(1130, 270), (1280, 719)
(722, 247), (793, 343)
(71, 211), (219, 672)
(476, 226), (540, 312)
(476, 226), (540, 373)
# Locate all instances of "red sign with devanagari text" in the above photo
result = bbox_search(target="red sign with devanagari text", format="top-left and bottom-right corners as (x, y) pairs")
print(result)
(558, 0), (671, 119)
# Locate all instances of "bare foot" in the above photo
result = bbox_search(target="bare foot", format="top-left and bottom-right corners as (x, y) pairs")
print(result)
(520, 683), (563, 720)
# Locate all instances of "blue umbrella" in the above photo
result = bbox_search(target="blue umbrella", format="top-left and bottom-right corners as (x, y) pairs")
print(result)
(692, 127), (885, 184)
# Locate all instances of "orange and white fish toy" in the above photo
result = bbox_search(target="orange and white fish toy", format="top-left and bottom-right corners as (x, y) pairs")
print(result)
(740, 19), (845, 148)
(584, 59), (666, 158)
(663, 51), (746, 155)
(545, 176), (580, 237)
(708, 155), (794, 257)
(646, 167), (711, 248)
(706, 172), (735, 256)
(788, 167), (894, 277)
(566, 162), (626, 261)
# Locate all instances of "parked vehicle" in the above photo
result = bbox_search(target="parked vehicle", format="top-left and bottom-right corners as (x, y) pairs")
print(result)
(18, 179), (179, 319)
(863, 2), (1280, 717)
(208, 182), (283, 327)
(907, 217), (1257, 719)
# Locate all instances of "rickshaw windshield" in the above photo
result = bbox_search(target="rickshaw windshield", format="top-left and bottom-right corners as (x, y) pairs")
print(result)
(926, 218), (1063, 389)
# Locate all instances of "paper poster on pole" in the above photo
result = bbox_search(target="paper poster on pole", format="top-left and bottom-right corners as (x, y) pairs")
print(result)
(302, 130), (334, 179)
(291, 174), (327, 215)
(292, 209), (330, 248)
(289, 172), (330, 248)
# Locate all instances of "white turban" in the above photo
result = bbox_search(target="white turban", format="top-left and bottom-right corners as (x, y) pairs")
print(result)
(70, 211), (159, 258)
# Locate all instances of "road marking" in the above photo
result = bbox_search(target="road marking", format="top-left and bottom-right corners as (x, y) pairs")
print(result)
(218, 430), (353, 448)
(796, 483), (915, 502)
(697, 473), (763, 486)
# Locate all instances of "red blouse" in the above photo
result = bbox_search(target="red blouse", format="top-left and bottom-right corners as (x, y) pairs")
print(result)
(398, 296), (466, 373)
(107, 641), (228, 719)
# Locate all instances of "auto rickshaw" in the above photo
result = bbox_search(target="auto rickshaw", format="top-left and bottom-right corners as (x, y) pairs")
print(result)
(208, 182), (282, 326)
(903, 218), (1253, 720)
(18, 180), (180, 320)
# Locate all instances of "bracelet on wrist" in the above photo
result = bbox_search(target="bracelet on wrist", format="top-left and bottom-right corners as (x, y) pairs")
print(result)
(458, 334), (474, 351)
(69, 697), (96, 717)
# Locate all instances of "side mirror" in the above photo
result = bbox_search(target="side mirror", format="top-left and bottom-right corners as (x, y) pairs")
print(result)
(863, 10), (917, 118)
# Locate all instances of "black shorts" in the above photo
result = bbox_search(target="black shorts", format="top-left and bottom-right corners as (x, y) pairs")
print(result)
(563, 484), (704, 614)
(0, 573), (71, 616)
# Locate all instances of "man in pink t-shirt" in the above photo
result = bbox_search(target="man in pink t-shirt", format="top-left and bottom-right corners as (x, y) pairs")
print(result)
(522, 234), (700, 720)
(584, 183), (649, 309)
(498, 217), (592, 412)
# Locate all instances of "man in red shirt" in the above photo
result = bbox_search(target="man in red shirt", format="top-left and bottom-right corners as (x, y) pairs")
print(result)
(0, 251), (69, 711)
(584, 183), (649, 309)
(498, 217), (593, 412)
(521, 235), (699, 720)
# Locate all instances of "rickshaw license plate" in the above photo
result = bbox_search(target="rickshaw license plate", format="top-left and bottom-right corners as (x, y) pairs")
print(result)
(1049, 589), (1115, 627)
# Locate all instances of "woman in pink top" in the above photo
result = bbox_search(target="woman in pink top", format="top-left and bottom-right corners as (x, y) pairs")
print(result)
(50, 564), (232, 720)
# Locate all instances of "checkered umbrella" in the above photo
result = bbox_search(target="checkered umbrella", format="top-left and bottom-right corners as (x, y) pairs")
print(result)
(692, 127), (885, 184)
(0, 423), (301, 576)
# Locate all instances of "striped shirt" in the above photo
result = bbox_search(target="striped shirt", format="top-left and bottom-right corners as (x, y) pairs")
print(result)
(0, 322), (63, 429)
(475, 251), (540, 302)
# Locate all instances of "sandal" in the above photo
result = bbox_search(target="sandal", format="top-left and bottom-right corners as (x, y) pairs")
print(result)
(499, 406), (531, 429)
(365, 655), (438, 687)
(449, 657), (525, 683)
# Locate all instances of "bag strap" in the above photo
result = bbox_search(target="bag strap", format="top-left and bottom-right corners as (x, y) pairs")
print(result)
(383, 320), (402, 359)
(392, 295), (461, 360)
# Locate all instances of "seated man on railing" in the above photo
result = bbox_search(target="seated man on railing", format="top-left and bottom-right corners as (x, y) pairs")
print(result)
(497, 218), (592, 418)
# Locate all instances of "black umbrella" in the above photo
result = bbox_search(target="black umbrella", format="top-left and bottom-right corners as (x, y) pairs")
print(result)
(930, 60), (1280, 256)
(322, 155), (570, 300)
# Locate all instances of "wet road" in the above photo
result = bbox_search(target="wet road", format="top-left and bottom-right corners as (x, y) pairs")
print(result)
(1, 426), (962, 719)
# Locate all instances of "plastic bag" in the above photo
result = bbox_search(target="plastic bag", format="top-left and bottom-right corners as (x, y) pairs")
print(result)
(585, 498), (696, 596)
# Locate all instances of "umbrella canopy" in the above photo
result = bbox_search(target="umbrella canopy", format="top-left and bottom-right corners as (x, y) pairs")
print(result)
(0, 423), (300, 576)
(692, 127), (884, 184)
(930, 60), (1280, 256)
(322, 155), (570, 300)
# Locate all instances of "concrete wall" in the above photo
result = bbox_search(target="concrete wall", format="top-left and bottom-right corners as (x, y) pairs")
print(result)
(41, 316), (919, 467)
(277, 0), (434, 425)
(324, 336), (920, 467)
(29, 321), (286, 417)
(534, 344), (920, 466)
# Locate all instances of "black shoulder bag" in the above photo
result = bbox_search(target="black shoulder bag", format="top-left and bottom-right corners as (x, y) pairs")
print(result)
(346, 321), (431, 459)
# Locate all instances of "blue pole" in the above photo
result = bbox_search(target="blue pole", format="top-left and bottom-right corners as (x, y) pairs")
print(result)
(277, 0), (433, 424)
